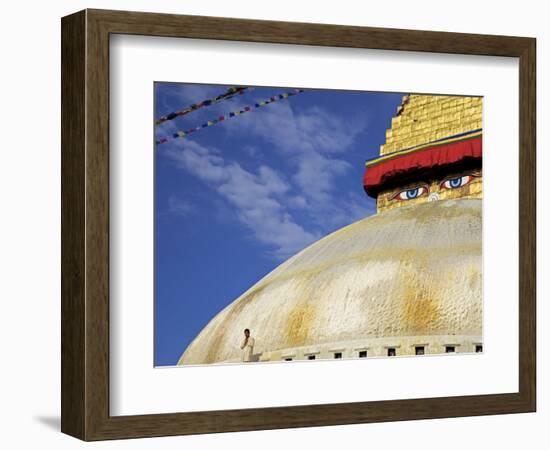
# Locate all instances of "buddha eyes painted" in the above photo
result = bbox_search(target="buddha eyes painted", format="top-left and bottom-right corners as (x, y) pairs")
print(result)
(392, 185), (428, 200)
(440, 174), (477, 190)
(391, 172), (479, 202)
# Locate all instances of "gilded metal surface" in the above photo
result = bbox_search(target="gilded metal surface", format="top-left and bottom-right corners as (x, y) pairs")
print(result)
(381, 95), (482, 155)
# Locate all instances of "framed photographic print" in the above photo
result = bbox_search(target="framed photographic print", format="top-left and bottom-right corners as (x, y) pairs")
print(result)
(61, 9), (536, 441)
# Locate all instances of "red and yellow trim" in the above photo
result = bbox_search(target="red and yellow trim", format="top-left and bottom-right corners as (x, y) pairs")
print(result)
(363, 130), (482, 197)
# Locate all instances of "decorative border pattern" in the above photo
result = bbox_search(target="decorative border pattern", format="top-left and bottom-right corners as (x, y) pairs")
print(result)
(366, 129), (482, 167)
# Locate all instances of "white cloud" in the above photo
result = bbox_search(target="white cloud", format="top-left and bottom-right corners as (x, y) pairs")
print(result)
(167, 196), (195, 216)
(257, 165), (290, 195)
(287, 195), (308, 209)
(242, 144), (259, 157)
(159, 89), (375, 259)
(226, 100), (365, 155)
(164, 140), (319, 259)
(293, 151), (351, 204)
(231, 101), (358, 182)
(224, 99), (371, 226)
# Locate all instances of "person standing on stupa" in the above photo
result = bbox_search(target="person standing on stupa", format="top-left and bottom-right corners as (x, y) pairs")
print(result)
(240, 329), (255, 362)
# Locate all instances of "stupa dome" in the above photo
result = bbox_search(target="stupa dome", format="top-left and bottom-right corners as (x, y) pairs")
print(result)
(178, 198), (482, 365)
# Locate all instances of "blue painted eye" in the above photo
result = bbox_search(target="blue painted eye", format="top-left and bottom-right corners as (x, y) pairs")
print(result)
(394, 185), (428, 201)
(450, 177), (462, 188)
(406, 188), (420, 199)
(441, 175), (476, 190)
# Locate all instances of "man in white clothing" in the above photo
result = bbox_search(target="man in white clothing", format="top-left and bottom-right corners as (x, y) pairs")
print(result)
(240, 328), (255, 362)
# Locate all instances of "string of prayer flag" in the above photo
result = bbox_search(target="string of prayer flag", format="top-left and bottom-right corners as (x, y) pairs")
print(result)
(156, 89), (304, 145)
(155, 86), (249, 125)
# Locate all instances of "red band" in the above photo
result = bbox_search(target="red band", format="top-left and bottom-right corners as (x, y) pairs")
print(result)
(363, 136), (482, 196)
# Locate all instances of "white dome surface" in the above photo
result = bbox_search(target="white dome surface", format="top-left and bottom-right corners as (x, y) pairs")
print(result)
(178, 199), (482, 365)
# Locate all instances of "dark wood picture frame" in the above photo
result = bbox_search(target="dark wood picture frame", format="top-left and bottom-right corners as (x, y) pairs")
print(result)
(61, 9), (536, 441)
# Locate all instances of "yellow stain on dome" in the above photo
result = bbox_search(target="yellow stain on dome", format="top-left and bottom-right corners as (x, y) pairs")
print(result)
(284, 302), (317, 349)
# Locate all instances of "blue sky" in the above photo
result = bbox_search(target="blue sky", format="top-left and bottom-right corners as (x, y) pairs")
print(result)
(154, 82), (403, 366)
